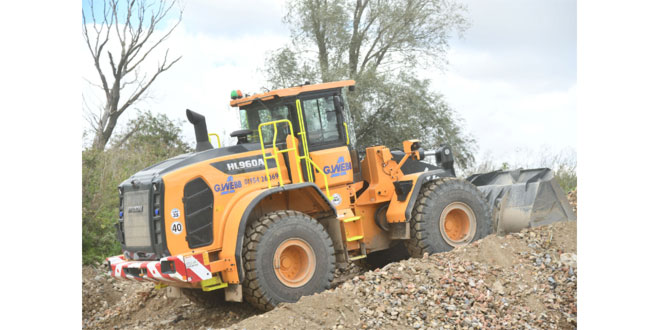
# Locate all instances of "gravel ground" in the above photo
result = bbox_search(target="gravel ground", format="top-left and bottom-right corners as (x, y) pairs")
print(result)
(83, 221), (576, 330)
(227, 220), (577, 330)
(567, 189), (577, 214)
(82, 260), (362, 329)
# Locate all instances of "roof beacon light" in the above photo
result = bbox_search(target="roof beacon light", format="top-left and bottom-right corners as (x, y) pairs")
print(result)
(230, 90), (243, 100)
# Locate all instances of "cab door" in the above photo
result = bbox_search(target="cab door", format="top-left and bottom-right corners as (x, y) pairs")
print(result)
(298, 93), (354, 189)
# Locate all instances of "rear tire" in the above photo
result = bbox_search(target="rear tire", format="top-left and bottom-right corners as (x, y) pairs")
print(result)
(405, 177), (493, 257)
(242, 210), (335, 311)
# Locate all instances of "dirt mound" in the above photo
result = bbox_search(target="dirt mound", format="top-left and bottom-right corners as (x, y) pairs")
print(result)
(82, 261), (362, 329)
(83, 221), (576, 329)
(83, 266), (259, 329)
(228, 220), (577, 329)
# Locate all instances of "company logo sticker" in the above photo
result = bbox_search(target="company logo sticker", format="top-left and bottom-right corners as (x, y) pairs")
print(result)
(323, 156), (352, 178)
(214, 176), (242, 195)
(171, 208), (181, 219)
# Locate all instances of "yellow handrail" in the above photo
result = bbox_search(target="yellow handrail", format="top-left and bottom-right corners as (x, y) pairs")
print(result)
(343, 122), (349, 145)
(295, 100), (330, 198)
(208, 133), (221, 148)
(296, 100), (314, 181)
(258, 119), (296, 188)
(255, 104), (331, 198)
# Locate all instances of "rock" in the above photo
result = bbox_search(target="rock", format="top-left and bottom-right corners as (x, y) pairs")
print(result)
(492, 281), (505, 295)
(560, 253), (577, 268)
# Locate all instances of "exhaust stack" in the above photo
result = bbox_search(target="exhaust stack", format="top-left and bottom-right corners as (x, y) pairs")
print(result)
(186, 109), (214, 152)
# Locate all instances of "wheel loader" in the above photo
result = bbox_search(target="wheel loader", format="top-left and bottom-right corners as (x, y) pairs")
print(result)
(106, 80), (575, 310)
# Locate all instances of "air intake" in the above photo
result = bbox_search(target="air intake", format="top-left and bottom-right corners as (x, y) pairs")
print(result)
(186, 109), (214, 152)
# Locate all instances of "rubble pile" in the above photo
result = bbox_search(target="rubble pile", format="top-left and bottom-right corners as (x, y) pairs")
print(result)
(229, 221), (577, 330)
(83, 221), (577, 330)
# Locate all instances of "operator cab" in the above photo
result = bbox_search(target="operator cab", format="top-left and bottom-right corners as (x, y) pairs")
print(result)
(229, 80), (361, 185)
(234, 92), (346, 149)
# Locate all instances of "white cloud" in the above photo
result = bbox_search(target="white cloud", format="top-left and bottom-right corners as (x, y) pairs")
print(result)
(428, 0), (576, 167)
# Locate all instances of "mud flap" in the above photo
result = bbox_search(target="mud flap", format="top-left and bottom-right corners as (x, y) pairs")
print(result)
(467, 168), (576, 234)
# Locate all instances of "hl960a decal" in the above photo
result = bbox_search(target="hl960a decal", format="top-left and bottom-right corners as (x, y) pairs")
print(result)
(210, 154), (278, 175)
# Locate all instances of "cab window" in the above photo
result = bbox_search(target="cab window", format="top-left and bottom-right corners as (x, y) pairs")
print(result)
(302, 96), (341, 145)
(239, 104), (293, 144)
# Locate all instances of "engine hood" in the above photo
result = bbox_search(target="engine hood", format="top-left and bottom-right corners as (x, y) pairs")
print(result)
(124, 143), (263, 181)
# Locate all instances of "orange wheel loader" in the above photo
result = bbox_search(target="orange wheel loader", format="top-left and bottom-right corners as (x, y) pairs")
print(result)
(106, 80), (575, 310)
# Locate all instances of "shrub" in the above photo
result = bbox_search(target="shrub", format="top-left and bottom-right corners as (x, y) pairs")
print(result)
(82, 112), (192, 265)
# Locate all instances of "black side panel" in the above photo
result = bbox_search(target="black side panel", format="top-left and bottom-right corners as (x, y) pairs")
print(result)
(391, 151), (441, 175)
(350, 148), (362, 182)
(393, 180), (413, 201)
(183, 178), (214, 248)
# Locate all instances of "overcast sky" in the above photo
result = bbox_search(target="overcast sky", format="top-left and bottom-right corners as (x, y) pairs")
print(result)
(82, 0), (576, 168)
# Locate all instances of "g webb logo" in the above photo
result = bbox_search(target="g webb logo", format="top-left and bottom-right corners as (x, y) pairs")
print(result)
(323, 156), (352, 178)
(214, 176), (242, 195)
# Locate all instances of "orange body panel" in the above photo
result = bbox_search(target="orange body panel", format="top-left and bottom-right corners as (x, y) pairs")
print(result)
(357, 146), (401, 205)
(385, 173), (422, 223)
(350, 204), (390, 251)
(309, 146), (354, 188)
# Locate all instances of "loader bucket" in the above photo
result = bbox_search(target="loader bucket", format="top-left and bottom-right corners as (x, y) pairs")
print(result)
(467, 168), (576, 234)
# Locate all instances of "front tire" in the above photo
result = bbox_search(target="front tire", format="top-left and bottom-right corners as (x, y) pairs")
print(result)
(405, 177), (493, 257)
(242, 210), (335, 311)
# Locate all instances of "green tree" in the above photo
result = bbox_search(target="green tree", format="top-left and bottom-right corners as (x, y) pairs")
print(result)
(82, 111), (192, 264)
(264, 0), (475, 167)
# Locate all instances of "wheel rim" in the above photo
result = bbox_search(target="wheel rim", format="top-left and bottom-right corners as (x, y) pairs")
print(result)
(273, 238), (316, 288)
(439, 202), (477, 247)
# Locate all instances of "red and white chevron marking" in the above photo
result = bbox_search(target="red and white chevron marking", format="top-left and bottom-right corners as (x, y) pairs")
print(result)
(107, 254), (212, 284)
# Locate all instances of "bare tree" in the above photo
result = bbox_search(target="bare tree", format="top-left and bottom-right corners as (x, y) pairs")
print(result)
(83, 0), (183, 150)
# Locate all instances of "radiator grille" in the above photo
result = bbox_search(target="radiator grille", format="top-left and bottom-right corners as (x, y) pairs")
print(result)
(123, 190), (151, 247)
(183, 178), (214, 248)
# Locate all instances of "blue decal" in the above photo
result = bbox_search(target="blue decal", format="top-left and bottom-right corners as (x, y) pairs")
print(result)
(323, 156), (353, 178)
(214, 176), (242, 195)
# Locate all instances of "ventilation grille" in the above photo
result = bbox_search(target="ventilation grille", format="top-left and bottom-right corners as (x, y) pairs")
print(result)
(123, 190), (151, 247)
(183, 178), (214, 248)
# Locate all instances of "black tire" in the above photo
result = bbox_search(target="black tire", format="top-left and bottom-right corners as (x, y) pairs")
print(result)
(354, 241), (410, 270)
(405, 177), (493, 257)
(181, 288), (226, 308)
(242, 210), (335, 311)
